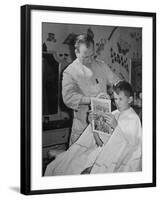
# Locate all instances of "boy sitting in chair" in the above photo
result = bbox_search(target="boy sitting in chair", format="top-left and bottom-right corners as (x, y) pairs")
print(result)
(45, 81), (142, 176)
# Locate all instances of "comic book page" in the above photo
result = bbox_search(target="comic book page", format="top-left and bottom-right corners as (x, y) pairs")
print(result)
(91, 97), (111, 135)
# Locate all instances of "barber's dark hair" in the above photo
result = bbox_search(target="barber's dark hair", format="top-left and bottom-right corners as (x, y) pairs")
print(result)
(113, 81), (133, 97)
(74, 34), (94, 52)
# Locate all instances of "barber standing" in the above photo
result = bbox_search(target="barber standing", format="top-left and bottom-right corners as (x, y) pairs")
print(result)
(62, 34), (120, 145)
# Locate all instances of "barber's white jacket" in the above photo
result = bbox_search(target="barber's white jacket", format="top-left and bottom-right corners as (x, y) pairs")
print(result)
(62, 58), (120, 145)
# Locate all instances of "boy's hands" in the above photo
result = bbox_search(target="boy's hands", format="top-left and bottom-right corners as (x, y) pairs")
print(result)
(104, 113), (118, 130)
(87, 111), (103, 147)
(88, 111), (96, 123)
(93, 132), (103, 147)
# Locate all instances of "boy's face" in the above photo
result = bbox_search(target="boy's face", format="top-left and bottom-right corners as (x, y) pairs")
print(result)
(76, 43), (95, 67)
(113, 91), (132, 112)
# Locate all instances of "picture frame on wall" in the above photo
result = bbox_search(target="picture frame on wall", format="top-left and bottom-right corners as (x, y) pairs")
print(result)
(21, 4), (156, 195)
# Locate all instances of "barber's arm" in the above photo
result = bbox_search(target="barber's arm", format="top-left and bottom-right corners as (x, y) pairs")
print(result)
(62, 71), (91, 110)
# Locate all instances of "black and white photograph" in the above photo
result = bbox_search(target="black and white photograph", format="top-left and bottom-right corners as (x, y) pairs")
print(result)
(42, 22), (142, 176)
(20, 4), (156, 195)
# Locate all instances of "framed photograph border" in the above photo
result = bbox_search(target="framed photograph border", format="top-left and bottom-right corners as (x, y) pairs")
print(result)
(20, 4), (156, 195)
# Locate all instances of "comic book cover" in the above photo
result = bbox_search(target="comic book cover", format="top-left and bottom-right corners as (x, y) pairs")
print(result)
(91, 97), (112, 135)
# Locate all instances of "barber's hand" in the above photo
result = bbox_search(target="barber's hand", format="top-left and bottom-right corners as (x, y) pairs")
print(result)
(96, 92), (110, 100)
(104, 113), (118, 130)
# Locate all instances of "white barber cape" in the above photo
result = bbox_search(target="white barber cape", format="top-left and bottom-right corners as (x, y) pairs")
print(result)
(45, 107), (142, 176)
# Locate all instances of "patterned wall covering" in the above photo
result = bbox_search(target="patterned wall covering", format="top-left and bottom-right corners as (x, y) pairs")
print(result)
(43, 23), (142, 83)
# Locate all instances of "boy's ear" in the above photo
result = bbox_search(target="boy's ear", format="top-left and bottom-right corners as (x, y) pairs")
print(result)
(128, 96), (133, 104)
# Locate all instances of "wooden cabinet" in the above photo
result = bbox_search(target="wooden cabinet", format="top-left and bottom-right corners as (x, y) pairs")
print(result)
(43, 128), (70, 147)
(42, 127), (70, 159)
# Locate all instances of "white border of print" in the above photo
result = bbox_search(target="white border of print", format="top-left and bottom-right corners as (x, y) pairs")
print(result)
(31, 9), (153, 190)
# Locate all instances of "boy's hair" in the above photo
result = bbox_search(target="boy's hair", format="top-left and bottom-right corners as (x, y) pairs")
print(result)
(74, 34), (94, 52)
(113, 81), (133, 97)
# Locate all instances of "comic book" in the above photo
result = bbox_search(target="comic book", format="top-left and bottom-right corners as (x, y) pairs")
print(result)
(91, 97), (112, 135)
